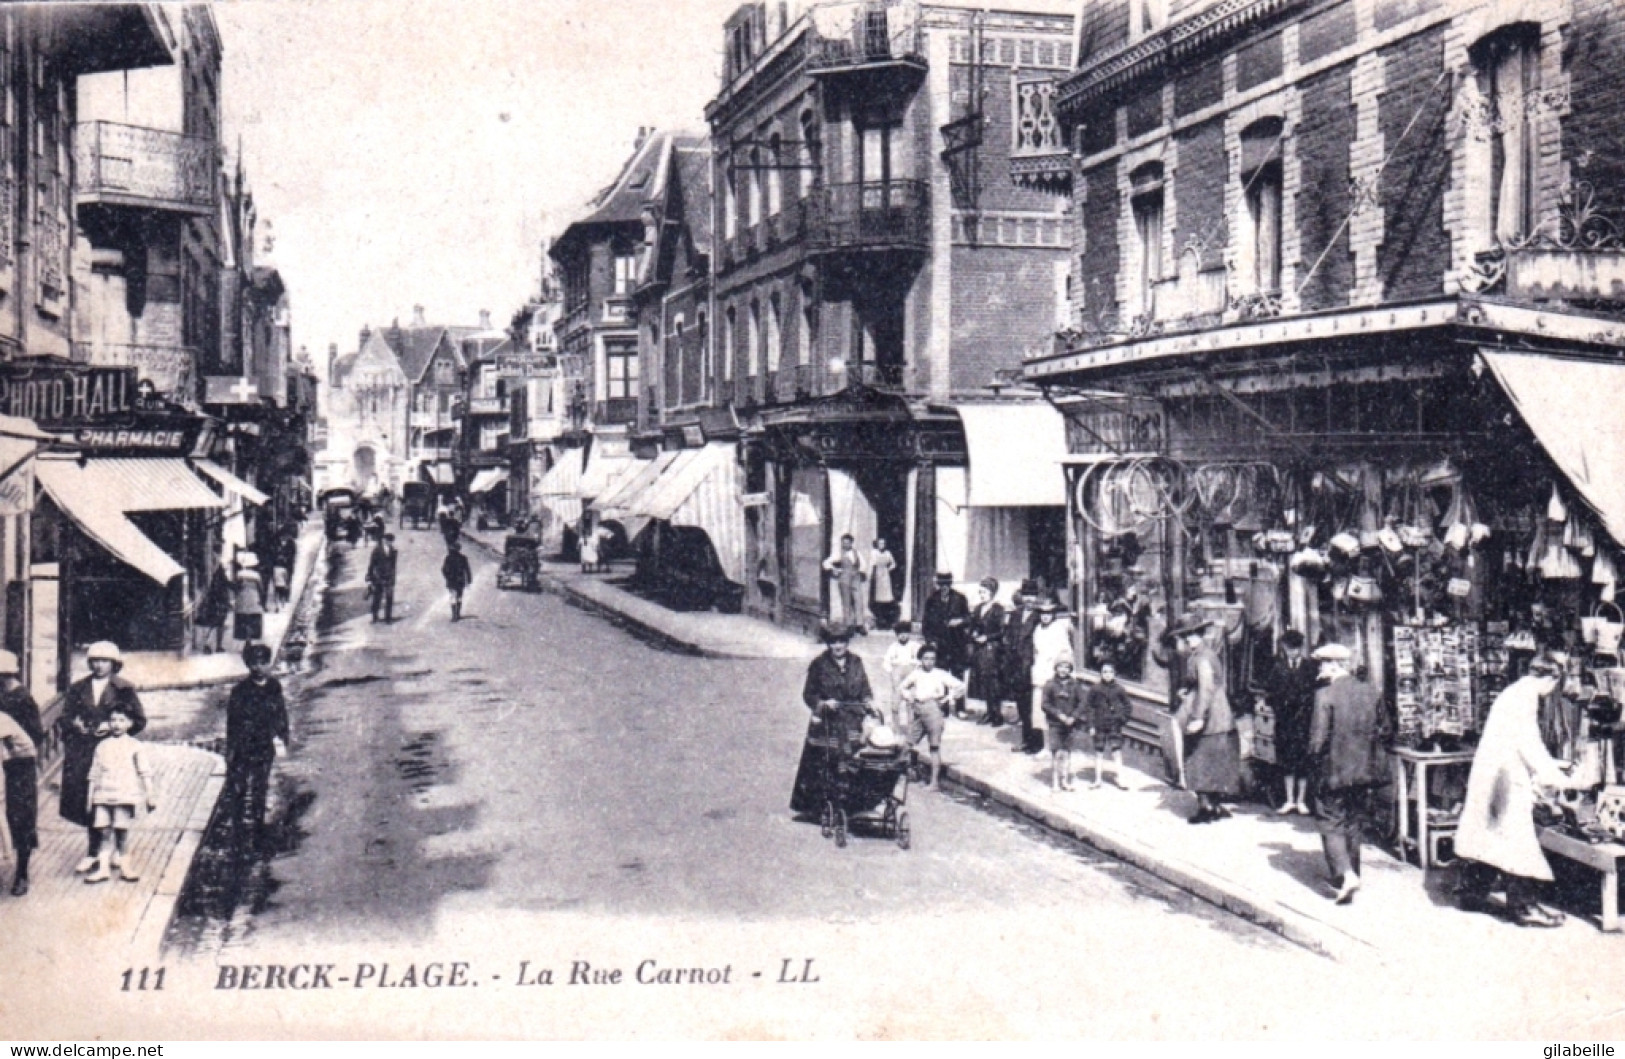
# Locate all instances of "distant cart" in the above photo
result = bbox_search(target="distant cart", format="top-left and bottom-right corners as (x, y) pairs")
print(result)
(399, 482), (435, 530)
(496, 534), (541, 592)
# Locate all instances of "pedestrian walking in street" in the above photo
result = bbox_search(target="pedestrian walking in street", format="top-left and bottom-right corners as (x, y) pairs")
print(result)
(880, 620), (920, 725)
(439, 502), (465, 551)
(222, 643), (290, 849)
(919, 572), (970, 683)
(1042, 657), (1087, 791)
(1306, 644), (1388, 904)
(59, 642), (146, 875)
(1455, 651), (1588, 927)
(1263, 629), (1318, 814)
(897, 643), (966, 790)
(997, 582), (1042, 731)
(195, 562), (233, 653)
(82, 706), (154, 884)
(1086, 662), (1131, 789)
(790, 624), (874, 817)
(822, 533), (867, 633)
(233, 553), (265, 645)
(442, 540), (473, 621)
(1173, 619), (1240, 824)
(1026, 600), (1073, 755)
(268, 560), (290, 613)
(867, 537), (899, 630)
(965, 577), (1006, 722)
(0, 650), (40, 895)
(367, 533), (399, 623)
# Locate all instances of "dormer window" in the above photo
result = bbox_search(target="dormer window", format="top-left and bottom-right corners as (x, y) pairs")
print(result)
(1132, 0), (1167, 39)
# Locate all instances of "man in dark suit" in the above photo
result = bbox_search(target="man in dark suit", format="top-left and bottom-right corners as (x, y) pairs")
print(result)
(1308, 643), (1389, 904)
(223, 643), (291, 846)
(919, 572), (970, 681)
(366, 533), (399, 623)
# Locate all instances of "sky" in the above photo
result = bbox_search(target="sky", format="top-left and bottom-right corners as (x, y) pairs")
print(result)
(215, 0), (748, 373)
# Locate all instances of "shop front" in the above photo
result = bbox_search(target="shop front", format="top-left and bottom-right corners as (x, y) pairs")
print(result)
(1043, 313), (1625, 859)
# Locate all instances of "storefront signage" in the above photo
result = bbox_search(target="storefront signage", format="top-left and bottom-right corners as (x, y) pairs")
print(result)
(1063, 399), (1165, 457)
(494, 353), (552, 377)
(72, 427), (193, 452)
(0, 365), (136, 425)
(740, 492), (771, 508)
(681, 425), (705, 448)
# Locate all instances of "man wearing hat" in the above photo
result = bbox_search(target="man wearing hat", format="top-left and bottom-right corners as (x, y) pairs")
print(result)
(1172, 619), (1239, 823)
(998, 581), (1043, 734)
(0, 650), (40, 894)
(59, 642), (146, 873)
(919, 573), (970, 685)
(223, 643), (290, 845)
(790, 624), (875, 817)
(1307, 643), (1387, 904)
(367, 532), (400, 623)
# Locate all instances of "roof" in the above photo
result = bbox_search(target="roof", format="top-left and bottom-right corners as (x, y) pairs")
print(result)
(673, 142), (713, 257)
(331, 352), (360, 386)
(554, 130), (705, 258)
(385, 326), (453, 385)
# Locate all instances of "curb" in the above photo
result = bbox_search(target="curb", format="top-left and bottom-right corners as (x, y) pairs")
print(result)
(938, 762), (1377, 964)
(133, 756), (226, 957)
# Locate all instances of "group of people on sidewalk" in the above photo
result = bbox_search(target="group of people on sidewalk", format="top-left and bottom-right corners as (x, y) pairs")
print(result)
(194, 531), (300, 654)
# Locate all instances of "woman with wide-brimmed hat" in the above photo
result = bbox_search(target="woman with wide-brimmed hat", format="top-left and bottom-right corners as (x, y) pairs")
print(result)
(59, 641), (146, 873)
(965, 577), (1006, 722)
(789, 623), (874, 818)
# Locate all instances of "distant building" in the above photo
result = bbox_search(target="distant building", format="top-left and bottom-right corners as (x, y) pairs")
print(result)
(325, 329), (409, 493)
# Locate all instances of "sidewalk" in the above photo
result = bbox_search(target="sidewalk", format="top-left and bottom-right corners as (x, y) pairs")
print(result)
(72, 522), (328, 692)
(470, 537), (1623, 963)
(0, 521), (327, 953)
(0, 742), (223, 954)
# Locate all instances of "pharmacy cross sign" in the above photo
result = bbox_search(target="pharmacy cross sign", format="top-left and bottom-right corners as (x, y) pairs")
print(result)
(204, 375), (260, 405)
(230, 378), (257, 402)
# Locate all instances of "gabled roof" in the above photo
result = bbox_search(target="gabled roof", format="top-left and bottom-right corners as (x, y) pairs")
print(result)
(386, 326), (453, 385)
(553, 130), (704, 260)
(672, 140), (713, 258)
(330, 352), (359, 387)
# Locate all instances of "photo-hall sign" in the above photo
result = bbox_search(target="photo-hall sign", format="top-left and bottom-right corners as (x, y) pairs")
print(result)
(0, 363), (204, 453)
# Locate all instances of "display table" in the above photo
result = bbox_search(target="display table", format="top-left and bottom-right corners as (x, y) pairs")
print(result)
(1392, 747), (1476, 869)
(1539, 826), (1625, 933)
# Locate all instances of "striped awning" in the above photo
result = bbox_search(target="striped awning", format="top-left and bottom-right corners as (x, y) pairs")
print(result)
(597, 451), (684, 519)
(192, 459), (270, 506)
(34, 457), (224, 583)
(578, 451), (634, 499)
(664, 443), (744, 584)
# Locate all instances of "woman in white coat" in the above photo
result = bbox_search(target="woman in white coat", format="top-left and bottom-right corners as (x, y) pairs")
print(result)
(1456, 653), (1585, 927)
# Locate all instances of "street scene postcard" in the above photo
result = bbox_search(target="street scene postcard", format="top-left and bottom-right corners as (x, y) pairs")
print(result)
(4, 0), (1625, 1042)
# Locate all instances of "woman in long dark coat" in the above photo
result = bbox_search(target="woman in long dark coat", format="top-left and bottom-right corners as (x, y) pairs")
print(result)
(1173, 621), (1239, 824)
(965, 577), (1006, 722)
(789, 625), (874, 818)
(59, 642), (146, 871)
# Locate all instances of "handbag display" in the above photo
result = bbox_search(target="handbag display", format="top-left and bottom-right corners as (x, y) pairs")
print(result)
(1595, 786), (1625, 842)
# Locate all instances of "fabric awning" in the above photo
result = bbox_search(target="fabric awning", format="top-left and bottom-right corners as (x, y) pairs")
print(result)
(469, 468), (509, 494)
(538, 447), (584, 496)
(34, 458), (221, 583)
(667, 443), (745, 584)
(634, 446), (725, 520)
(422, 463), (455, 486)
(597, 451), (681, 518)
(1483, 350), (1625, 546)
(0, 414), (56, 442)
(578, 452), (634, 499)
(192, 460), (269, 506)
(952, 402), (1068, 506)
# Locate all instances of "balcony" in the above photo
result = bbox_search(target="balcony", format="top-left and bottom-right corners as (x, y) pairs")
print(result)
(89, 342), (196, 398)
(1010, 77), (1071, 194)
(75, 122), (218, 218)
(594, 397), (638, 425)
(410, 410), (444, 429)
(417, 446), (455, 461)
(806, 181), (930, 256)
(806, 3), (925, 99)
(601, 297), (633, 324)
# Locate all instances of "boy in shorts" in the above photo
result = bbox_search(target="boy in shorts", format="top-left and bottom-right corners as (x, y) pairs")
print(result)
(897, 644), (965, 789)
(83, 707), (155, 883)
(1042, 657), (1087, 791)
(881, 621), (920, 725)
(1087, 662), (1132, 788)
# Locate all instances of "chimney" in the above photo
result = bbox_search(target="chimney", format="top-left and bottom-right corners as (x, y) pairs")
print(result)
(634, 126), (651, 150)
(479, 309), (492, 330)
(358, 326), (371, 348)
(411, 304), (427, 327)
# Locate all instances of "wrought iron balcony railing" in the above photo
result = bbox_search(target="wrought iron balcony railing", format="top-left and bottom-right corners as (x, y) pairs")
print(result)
(594, 397), (638, 425)
(806, 180), (930, 254)
(806, 6), (923, 74)
(75, 121), (218, 216)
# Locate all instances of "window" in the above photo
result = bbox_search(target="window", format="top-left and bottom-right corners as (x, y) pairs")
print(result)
(747, 299), (761, 377)
(859, 123), (895, 186)
(667, 314), (684, 408)
(767, 132), (783, 216)
(724, 172), (738, 239)
(697, 310), (710, 399)
(613, 253), (637, 295)
(1477, 29), (1537, 245)
(746, 164), (761, 227)
(766, 293), (782, 372)
(723, 307), (736, 381)
(1132, 0), (1166, 38)
(799, 290), (815, 365)
(605, 339), (638, 399)
(799, 109), (821, 199)
(1240, 119), (1284, 294)
(1129, 163), (1165, 315)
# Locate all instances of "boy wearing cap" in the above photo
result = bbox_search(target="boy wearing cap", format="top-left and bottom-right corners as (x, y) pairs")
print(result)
(59, 643), (146, 874)
(1307, 643), (1387, 904)
(223, 643), (290, 844)
(367, 533), (399, 623)
(0, 650), (39, 894)
(897, 644), (966, 789)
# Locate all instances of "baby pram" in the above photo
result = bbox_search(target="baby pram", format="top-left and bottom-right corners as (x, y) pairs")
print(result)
(814, 702), (912, 850)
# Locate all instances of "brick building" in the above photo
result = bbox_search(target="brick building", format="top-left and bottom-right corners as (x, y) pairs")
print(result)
(695, 0), (1076, 631)
(1025, 0), (1625, 768)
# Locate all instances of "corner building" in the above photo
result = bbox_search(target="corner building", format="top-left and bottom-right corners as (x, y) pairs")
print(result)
(1025, 0), (1625, 797)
